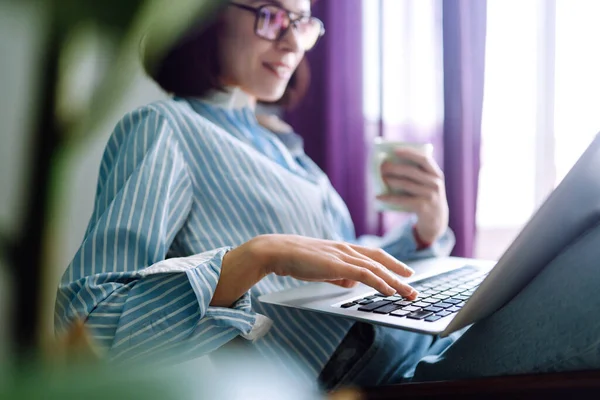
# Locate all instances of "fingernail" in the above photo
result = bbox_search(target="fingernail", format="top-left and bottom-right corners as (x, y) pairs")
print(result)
(407, 267), (415, 275)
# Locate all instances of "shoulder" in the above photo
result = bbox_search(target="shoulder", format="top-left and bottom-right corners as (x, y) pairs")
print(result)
(102, 100), (191, 164)
(105, 99), (246, 175)
(116, 98), (218, 132)
(113, 99), (226, 146)
(138, 99), (234, 143)
(117, 99), (193, 136)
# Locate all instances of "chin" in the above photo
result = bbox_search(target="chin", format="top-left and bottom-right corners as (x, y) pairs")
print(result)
(256, 87), (287, 103)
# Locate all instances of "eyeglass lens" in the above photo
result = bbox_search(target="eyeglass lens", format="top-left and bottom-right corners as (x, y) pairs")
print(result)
(255, 5), (322, 50)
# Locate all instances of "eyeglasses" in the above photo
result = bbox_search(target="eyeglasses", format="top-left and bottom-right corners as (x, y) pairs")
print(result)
(229, 2), (325, 51)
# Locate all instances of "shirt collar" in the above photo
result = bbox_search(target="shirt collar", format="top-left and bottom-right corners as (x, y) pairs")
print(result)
(200, 87), (256, 111)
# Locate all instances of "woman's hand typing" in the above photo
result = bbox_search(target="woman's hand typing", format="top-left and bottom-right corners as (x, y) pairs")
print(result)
(211, 234), (417, 308)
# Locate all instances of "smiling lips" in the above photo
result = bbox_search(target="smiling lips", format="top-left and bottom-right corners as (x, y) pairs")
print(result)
(263, 62), (293, 79)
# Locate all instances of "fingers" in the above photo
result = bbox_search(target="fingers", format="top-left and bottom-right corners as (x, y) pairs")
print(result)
(351, 245), (415, 278)
(376, 194), (423, 213)
(393, 147), (443, 178)
(343, 261), (413, 297)
(384, 177), (431, 197)
(341, 254), (416, 298)
(381, 162), (444, 191)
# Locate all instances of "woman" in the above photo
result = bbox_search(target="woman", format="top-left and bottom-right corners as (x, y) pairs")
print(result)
(55, 0), (600, 391)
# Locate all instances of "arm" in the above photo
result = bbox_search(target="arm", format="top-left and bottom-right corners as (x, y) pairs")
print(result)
(55, 107), (264, 362)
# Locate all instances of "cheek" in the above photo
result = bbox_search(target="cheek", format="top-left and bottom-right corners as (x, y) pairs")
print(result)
(218, 21), (253, 78)
(221, 37), (268, 82)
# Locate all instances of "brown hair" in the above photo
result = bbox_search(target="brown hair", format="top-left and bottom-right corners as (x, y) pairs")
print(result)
(144, 8), (311, 109)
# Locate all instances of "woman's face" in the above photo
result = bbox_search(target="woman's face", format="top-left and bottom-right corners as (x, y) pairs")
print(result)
(218, 0), (311, 102)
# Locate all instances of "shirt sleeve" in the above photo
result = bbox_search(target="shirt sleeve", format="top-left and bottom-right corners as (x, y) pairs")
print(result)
(54, 106), (267, 363)
(355, 216), (456, 261)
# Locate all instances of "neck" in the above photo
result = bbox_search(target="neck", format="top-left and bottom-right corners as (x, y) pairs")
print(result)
(202, 86), (256, 111)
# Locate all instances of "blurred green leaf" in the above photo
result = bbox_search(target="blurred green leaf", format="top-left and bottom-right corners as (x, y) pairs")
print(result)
(31, 0), (226, 142)
(65, 0), (226, 142)
(53, 0), (144, 33)
(5, 0), (226, 358)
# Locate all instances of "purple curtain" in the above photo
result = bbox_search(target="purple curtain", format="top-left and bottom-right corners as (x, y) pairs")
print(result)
(287, 0), (487, 257)
(442, 0), (487, 257)
(285, 0), (370, 236)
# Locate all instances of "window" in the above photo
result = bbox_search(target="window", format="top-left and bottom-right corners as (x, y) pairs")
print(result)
(476, 0), (600, 259)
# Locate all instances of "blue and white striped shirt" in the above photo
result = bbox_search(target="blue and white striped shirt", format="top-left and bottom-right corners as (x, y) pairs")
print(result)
(55, 88), (454, 382)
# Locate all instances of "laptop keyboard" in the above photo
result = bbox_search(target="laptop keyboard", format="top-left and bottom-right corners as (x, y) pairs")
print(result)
(339, 265), (488, 323)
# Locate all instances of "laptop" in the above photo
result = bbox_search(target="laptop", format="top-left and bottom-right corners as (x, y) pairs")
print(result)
(259, 133), (600, 337)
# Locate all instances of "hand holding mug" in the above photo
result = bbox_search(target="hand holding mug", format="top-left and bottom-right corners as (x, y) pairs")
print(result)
(372, 139), (449, 244)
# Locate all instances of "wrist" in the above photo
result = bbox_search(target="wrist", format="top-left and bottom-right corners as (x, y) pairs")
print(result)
(213, 239), (270, 307)
(413, 224), (434, 250)
(243, 235), (277, 276)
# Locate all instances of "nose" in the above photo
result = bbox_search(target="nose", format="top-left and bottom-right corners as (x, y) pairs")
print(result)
(277, 24), (302, 53)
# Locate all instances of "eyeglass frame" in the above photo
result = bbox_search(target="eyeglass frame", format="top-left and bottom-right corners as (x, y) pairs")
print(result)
(229, 2), (325, 50)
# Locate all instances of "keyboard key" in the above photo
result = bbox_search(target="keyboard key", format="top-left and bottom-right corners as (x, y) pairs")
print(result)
(424, 306), (442, 313)
(413, 301), (429, 308)
(443, 290), (461, 296)
(447, 306), (461, 313)
(373, 304), (403, 314)
(340, 302), (356, 308)
(407, 310), (434, 320)
(359, 267), (481, 315)
(413, 293), (431, 299)
(358, 300), (392, 312)
(439, 291), (456, 297)
(425, 315), (441, 322)
(390, 310), (410, 317)
(436, 310), (452, 317)
(385, 295), (403, 301)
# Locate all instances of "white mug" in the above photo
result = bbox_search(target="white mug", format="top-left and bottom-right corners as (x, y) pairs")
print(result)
(370, 138), (434, 212)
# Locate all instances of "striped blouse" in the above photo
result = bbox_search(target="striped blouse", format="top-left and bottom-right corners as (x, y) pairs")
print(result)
(55, 88), (454, 383)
